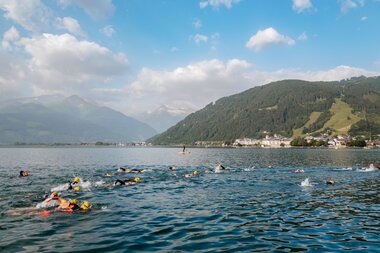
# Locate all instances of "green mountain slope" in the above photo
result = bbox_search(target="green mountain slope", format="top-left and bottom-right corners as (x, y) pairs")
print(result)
(150, 76), (380, 145)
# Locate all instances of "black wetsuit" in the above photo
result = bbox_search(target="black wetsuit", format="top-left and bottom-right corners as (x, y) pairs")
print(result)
(114, 179), (135, 186)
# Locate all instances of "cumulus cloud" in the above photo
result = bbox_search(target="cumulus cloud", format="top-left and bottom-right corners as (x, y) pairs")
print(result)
(246, 27), (295, 52)
(200, 0), (240, 9)
(193, 34), (208, 44)
(339, 0), (364, 13)
(56, 17), (86, 37)
(59, 0), (115, 19)
(19, 33), (128, 96)
(2, 26), (20, 50)
(119, 59), (378, 114)
(100, 25), (115, 38)
(292, 0), (313, 12)
(0, 47), (28, 100)
(123, 59), (251, 113)
(0, 0), (52, 33)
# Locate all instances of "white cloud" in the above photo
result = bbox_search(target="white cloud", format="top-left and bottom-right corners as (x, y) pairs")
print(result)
(193, 19), (202, 29)
(100, 25), (115, 37)
(2, 26), (20, 50)
(246, 27), (295, 52)
(119, 59), (378, 114)
(124, 59), (251, 113)
(59, 0), (115, 19)
(199, 0), (240, 9)
(56, 17), (85, 37)
(19, 33), (128, 96)
(0, 0), (52, 33)
(0, 47), (28, 100)
(361, 16), (368, 21)
(339, 0), (364, 13)
(193, 34), (208, 44)
(292, 0), (313, 12)
(298, 32), (308, 41)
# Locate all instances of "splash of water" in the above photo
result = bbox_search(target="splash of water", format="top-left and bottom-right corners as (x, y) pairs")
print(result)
(301, 178), (312, 187)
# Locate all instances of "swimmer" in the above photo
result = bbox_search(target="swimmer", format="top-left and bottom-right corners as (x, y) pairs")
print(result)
(184, 170), (199, 178)
(57, 199), (91, 212)
(326, 179), (335, 185)
(66, 177), (81, 190)
(117, 167), (144, 173)
(169, 166), (177, 171)
(40, 192), (69, 207)
(113, 177), (141, 186)
(295, 169), (305, 173)
(215, 164), (226, 173)
(19, 170), (29, 177)
(370, 163), (380, 170)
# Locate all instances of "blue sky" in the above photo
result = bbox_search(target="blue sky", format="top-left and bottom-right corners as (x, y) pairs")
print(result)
(0, 0), (379, 115)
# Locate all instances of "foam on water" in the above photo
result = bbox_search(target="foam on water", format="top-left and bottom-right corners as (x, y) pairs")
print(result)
(334, 167), (353, 171)
(301, 177), (312, 187)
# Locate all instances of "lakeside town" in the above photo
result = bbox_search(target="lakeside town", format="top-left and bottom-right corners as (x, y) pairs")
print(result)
(195, 134), (380, 148)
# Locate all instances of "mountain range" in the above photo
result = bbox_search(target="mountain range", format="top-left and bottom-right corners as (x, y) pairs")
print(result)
(0, 95), (156, 144)
(149, 76), (380, 145)
(135, 104), (190, 133)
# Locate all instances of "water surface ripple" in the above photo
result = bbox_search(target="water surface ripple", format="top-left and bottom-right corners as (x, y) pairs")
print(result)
(0, 147), (379, 252)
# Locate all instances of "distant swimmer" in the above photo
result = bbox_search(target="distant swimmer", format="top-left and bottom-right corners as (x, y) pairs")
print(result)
(326, 179), (335, 185)
(295, 169), (305, 173)
(113, 177), (141, 186)
(184, 170), (199, 178)
(370, 163), (380, 170)
(19, 170), (29, 177)
(117, 167), (144, 173)
(215, 164), (226, 173)
(169, 166), (177, 171)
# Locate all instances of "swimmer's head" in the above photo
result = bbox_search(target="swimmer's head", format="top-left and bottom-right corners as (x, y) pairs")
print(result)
(169, 166), (177, 171)
(80, 201), (91, 210)
(74, 186), (81, 191)
(52, 192), (58, 198)
(134, 177), (141, 183)
(105, 173), (112, 177)
(70, 199), (79, 205)
(193, 170), (199, 176)
(73, 177), (80, 183)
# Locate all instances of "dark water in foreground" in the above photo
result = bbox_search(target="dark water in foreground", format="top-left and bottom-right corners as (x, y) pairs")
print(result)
(0, 147), (379, 252)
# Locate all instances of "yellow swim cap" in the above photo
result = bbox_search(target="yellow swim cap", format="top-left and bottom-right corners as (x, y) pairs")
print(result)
(134, 177), (141, 183)
(70, 199), (79, 205)
(74, 177), (80, 183)
(105, 173), (112, 177)
(74, 186), (81, 191)
(52, 192), (58, 197)
(80, 201), (91, 210)
(193, 170), (199, 176)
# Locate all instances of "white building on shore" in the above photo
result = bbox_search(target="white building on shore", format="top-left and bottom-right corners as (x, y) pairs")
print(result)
(234, 135), (292, 148)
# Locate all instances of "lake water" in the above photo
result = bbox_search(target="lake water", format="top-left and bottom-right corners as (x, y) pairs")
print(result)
(0, 147), (379, 252)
